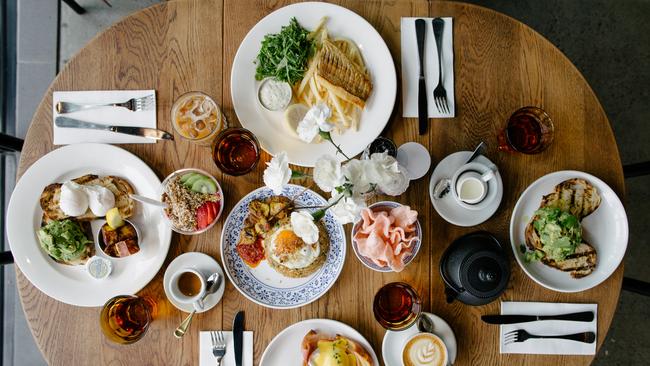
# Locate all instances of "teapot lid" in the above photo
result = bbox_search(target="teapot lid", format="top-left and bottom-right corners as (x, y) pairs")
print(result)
(460, 249), (509, 299)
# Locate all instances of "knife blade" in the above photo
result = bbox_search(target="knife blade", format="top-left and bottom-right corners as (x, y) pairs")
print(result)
(233, 311), (244, 366)
(415, 19), (428, 135)
(55, 116), (173, 140)
(481, 311), (594, 324)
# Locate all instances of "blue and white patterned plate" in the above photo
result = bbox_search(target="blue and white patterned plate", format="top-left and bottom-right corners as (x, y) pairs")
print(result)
(220, 184), (346, 309)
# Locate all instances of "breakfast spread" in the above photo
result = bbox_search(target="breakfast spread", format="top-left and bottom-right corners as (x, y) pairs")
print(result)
(353, 205), (419, 272)
(402, 333), (448, 366)
(161, 171), (222, 232)
(301, 330), (374, 366)
(523, 178), (602, 278)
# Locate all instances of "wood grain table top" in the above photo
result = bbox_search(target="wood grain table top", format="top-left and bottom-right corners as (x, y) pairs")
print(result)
(15, 1), (624, 365)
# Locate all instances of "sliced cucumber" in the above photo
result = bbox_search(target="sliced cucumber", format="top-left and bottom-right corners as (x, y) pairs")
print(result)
(184, 173), (206, 187)
(180, 172), (199, 184)
(191, 178), (217, 194)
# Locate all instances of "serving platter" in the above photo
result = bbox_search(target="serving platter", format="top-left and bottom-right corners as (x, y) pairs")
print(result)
(220, 184), (346, 309)
(510, 170), (628, 293)
(7, 143), (172, 307)
(230, 1), (397, 167)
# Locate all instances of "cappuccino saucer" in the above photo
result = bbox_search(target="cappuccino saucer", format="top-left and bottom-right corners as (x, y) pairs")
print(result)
(163, 252), (226, 313)
(429, 151), (503, 226)
(382, 312), (457, 366)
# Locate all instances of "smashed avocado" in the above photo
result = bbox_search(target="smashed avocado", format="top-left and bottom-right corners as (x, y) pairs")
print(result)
(529, 207), (582, 262)
(37, 219), (92, 263)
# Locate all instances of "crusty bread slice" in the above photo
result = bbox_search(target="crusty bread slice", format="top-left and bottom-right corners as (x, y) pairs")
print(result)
(541, 243), (597, 278)
(40, 174), (135, 223)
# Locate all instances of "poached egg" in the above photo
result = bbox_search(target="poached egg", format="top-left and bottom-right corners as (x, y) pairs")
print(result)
(59, 181), (115, 217)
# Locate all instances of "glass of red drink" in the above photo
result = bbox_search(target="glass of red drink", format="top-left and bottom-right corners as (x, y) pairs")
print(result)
(373, 282), (422, 331)
(100, 295), (156, 344)
(212, 127), (260, 176)
(498, 106), (554, 154)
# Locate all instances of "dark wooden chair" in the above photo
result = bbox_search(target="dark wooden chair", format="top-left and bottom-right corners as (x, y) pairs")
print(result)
(0, 132), (20, 265)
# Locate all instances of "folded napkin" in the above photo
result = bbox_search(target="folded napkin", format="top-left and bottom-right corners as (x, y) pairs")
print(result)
(199, 331), (253, 366)
(401, 17), (455, 118)
(499, 301), (597, 355)
(52, 90), (157, 145)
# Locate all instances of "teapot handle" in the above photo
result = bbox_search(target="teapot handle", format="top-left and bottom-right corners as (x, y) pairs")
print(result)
(445, 286), (462, 303)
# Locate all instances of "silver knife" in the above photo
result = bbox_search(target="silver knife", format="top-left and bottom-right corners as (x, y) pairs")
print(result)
(55, 116), (173, 140)
(233, 311), (244, 366)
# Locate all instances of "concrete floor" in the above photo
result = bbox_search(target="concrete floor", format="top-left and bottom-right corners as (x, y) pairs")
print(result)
(4, 0), (649, 365)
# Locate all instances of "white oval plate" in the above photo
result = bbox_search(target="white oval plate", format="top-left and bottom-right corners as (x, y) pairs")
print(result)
(7, 143), (172, 307)
(510, 170), (628, 292)
(163, 252), (225, 313)
(231, 2), (397, 167)
(260, 318), (379, 365)
(220, 184), (346, 309)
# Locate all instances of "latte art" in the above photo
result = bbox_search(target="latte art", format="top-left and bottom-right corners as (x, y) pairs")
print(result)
(402, 333), (447, 366)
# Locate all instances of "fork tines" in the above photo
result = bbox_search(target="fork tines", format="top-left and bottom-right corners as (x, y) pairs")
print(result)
(131, 94), (155, 112)
(503, 329), (522, 344)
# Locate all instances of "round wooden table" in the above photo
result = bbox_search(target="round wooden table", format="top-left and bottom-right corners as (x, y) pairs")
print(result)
(16, 1), (624, 365)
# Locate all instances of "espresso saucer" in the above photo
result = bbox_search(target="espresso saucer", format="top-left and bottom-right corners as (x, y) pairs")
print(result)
(382, 312), (457, 366)
(428, 151), (503, 226)
(163, 252), (225, 313)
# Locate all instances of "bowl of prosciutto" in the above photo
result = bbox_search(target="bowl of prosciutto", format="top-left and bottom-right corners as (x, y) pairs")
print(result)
(351, 201), (421, 272)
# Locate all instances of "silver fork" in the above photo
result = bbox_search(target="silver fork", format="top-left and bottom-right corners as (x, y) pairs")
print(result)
(504, 329), (596, 345)
(210, 331), (227, 366)
(55, 94), (155, 114)
(431, 18), (450, 115)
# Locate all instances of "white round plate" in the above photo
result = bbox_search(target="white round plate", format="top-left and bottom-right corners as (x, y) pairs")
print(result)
(231, 2), (397, 167)
(510, 170), (628, 293)
(429, 151), (503, 226)
(7, 143), (172, 307)
(382, 312), (457, 366)
(220, 184), (346, 309)
(260, 318), (379, 365)
(163, 252), (225, 313)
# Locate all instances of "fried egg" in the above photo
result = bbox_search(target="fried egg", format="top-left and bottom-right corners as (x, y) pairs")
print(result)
(267, 223), (320, 269)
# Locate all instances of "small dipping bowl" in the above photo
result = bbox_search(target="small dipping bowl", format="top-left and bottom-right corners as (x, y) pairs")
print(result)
(351, 201), (422, 272)
(96, 219), (142, 259)
(159, 168), (224, 235)
(257, 77), (292, 111)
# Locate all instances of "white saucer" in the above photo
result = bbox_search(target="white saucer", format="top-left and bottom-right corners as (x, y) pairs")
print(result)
(382, 312), (457, 366)
(163, 252), (225, 313)
(397, 142), (432, 180)
(429, 151), (503, 226)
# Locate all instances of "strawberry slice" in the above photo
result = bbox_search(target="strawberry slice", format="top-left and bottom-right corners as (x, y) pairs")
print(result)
(196, 203), (212, 230)
(206, 201), (217, 219)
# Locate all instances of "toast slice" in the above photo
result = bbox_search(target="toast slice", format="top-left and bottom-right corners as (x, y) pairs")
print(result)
(40, 174), (135, 223)
(541, 243), (597, 278)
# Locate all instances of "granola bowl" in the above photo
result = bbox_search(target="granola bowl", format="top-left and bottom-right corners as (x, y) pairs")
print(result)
(159, 168), (224, 235)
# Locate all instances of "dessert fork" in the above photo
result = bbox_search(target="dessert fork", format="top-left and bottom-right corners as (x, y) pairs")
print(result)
(504, 329), (596, 345)
(56, 94), (155, 114)
(210, 331), (227, 365)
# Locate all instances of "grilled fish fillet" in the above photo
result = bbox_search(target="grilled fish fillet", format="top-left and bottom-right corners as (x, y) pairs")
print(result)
(40, 174), (135, 223)
(316, 39), (372, 108)
(525, 178), (601, 278)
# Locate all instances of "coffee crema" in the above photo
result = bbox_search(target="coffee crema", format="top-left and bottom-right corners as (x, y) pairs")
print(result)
(402, 333), (447, 366)
(177, 271), (202, 297)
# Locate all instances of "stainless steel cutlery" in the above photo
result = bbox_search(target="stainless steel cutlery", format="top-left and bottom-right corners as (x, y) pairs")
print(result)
(55, 116), (173, 141)
(432, 18), (450, 115)
(210, 331), (227, 366)
(56, 94), (155, 113)
(504, 329), (596, 345)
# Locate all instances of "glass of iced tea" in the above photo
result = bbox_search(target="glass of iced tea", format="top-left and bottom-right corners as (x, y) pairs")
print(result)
(100, 295), (155, 344)
(212, 127), (260, 176)
(373, 282), (422, 331)
(171, 91), (226, 145)
(498, 106), (554, 154)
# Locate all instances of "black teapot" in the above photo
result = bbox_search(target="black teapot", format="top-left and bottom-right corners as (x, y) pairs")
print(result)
(439, 231), (510, 306)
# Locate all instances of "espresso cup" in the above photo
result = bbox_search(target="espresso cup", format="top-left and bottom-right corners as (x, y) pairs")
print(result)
(402, 332), (448, 366)
(451, 162), (498, 211)
(169, 268), (206, 306)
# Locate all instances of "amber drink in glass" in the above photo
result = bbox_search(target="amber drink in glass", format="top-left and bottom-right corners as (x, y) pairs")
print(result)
(498, 106), (554, 154)
(100, 295), (155, 344)
(212, 127), (260, 176)
(373, 282), (421, 331)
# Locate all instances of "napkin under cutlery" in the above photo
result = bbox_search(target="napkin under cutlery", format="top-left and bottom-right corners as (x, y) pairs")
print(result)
(401, 17), (455, 118)
(199, 331), (253, 366)
(52, 90), (157, 145)
(499, 301), (597, 355)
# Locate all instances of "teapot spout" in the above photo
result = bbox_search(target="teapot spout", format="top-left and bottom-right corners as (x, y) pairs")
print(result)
(445, 286), (459, 303)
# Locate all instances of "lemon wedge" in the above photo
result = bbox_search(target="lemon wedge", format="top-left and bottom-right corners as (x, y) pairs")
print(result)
(105, 207), (124, 230)
(284, 103), (309, 135)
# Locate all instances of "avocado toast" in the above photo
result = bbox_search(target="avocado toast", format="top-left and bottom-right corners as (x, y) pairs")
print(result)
(524, 178), (601, 278)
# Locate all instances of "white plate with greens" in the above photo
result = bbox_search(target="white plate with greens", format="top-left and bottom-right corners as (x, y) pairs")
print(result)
(7, 144), (172, 306)
(510, 170), (628, 292)
(231, 2), (396, 167)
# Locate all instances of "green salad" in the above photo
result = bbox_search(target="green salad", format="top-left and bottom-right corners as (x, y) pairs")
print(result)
(37, 219), (92, 263)
(255, 17), (315, 85)
(525, 207), (582, 262)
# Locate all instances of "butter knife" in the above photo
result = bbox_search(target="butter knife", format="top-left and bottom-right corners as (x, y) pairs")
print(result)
(482, 311), (594, 324)
(55, 116), (173, 140)
(415, 19), (428, 135)
(233, 311), (244, 366)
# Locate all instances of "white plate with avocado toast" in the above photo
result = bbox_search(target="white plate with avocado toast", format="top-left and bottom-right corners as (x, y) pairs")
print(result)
(510, 171), (628, 293)
(7, 143), (172, 306)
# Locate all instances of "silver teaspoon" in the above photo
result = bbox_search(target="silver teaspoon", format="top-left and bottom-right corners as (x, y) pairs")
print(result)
(174, 272), (222, 338)
(436, 141), (486, 199)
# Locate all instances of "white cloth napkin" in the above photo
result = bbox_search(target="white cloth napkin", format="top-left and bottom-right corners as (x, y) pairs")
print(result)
(401, 17), (455, 118)
(52, 90), (157, 144)
(199, 331), (253, 366)
(499, 301), (597, 355)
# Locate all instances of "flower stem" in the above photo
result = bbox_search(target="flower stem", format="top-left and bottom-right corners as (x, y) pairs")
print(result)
(291, 170), (311, 179)
(319, 131), (351, 160)
(309, 193), (345, 222)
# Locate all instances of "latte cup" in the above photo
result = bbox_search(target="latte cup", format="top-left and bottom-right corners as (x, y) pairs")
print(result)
(169, 268), (206, 306)
(402, 332), (448, 366)
(451, 162), (498, 211)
